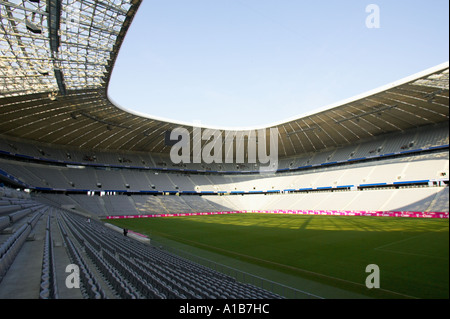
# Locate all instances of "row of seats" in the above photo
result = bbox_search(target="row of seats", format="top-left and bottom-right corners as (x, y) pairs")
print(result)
(0, 199), (44, 231)
(1, 149), (448, 194)
(36, 183), (449, 218)
(39, 213), (60, 299)
(1, 122), (448, 171)
(1, 186), (286, 299)
(0, 204), (43, 282)
(60, 209), (284, 299)
(57, 217), (107, 299)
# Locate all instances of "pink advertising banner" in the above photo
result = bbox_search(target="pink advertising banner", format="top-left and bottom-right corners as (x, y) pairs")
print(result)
(106, 209), (449, 220)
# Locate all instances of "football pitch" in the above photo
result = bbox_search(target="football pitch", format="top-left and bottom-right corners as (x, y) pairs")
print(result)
(105, 213), (449, 299)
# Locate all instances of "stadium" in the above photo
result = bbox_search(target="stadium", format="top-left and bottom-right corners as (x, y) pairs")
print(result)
(0, 0), (448, 302)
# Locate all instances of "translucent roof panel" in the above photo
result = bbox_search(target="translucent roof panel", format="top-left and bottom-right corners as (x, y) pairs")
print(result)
(413, 68), (449, 90)
(0, 0), (134, 98)
(0, 1), (447, 158)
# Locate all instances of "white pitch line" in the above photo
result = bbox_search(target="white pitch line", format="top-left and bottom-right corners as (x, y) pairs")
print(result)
(374, 233), (426, 250)
(157, 232), (419, 299)
(374, 232), (449, 260)
(375, 248), (449, 260)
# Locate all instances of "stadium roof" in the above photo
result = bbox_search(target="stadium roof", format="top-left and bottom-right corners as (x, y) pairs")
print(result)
(0, 0), (449, 159)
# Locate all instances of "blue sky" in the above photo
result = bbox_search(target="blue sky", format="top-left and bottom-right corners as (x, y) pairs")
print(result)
(108, 0), (449, 128)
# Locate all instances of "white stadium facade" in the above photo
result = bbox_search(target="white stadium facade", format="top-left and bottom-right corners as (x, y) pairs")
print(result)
(0, 0), (448, 300)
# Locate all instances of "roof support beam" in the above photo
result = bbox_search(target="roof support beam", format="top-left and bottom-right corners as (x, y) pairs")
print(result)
(47, 0), (66, 96)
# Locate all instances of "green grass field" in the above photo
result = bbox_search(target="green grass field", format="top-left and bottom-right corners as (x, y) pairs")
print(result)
(105, 213), (449, 299)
